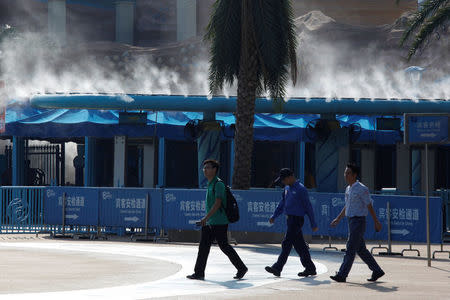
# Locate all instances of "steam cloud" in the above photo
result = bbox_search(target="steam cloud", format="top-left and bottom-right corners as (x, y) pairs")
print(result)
(0, 11), (448, 103)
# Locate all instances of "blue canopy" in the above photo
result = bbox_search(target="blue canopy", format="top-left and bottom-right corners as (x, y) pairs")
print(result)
(33, 0), (119, 9)
(2, 102), (402, 144)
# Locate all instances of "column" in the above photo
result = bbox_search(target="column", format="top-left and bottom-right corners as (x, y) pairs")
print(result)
(114, 136), (126, 187)
(197, 112), (221, 188)
(48, 0), (66, 46)
(396, 143), (410, 192)
(177, 0), (197, 41)
(84, 137), (96, 187)
(157, 137), (166, 187)
(315, 117), (348, 192)
(143, 143), (155, 188)
(115, 0), (135, 44)
(422, 147), (435, 192)
(411, 148), (421, 193)
(338, 144), (350, 192)
(298, 141), (306, 184)
(361, 147), (376, 191)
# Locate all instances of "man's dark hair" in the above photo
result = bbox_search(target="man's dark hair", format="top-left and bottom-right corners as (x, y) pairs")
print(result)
(203, 159), (220, 173)
(346, 162), (360, 176)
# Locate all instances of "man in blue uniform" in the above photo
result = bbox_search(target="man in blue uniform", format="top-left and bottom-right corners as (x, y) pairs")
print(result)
(265, 168), (319, 277)
(330, 163), (385, 282)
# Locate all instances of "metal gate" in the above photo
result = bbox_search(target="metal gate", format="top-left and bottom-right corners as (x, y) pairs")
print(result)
(5, 143), (64, 186)
(0, 187), (45, 233)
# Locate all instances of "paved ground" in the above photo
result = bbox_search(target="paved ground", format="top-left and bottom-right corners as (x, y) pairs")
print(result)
(0, 235), (448, 300)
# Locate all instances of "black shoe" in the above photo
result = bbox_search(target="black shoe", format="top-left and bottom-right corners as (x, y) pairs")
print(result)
(186, 273), (204, 280)
(234, 267), (248, 279)
(265, 266), (281, 277)
(298, 270), (317, 277)
(367, 270), (385, 282)
(330, 273), (346, 282)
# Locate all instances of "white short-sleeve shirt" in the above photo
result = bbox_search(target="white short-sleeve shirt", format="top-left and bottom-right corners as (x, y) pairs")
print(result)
(345, 181), (372, 217)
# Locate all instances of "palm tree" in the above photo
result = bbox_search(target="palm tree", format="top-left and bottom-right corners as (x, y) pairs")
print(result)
(399, 0), (449, 60)
(205, 0), (298, 189)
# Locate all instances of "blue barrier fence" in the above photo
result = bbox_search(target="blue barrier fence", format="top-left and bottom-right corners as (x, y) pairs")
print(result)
(163, 189), (443, 244)
(0, 187), (45, 233)
(44, 187), (163, 234)
(0, 186), (447, 245)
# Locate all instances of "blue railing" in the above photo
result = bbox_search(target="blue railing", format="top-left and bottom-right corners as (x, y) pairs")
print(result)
(0, 187), (45, 233)
(0, 186), (448, 245)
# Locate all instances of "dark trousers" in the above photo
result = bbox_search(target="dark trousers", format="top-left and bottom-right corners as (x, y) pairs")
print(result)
(338, 216), (383, 278)
(194, 224), (246, 276)
(272, 215), (316, 273)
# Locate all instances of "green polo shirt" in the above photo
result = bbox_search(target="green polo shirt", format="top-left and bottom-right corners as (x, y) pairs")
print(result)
(206, 176), (228, 225)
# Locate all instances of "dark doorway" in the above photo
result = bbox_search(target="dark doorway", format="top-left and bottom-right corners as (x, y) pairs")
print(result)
(375, 145), (396, 190)
(165, 140), (198, 188)
(251, 141), (299, 188)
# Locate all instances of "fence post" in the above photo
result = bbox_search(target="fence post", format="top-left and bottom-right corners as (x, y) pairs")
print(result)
(379, 201), (402, 256)
(387, 201), (392, 253)
(144, 193), (149, 237)
(155, 188), (168, 242)
(62, 192), (66, 236)
(323, 229), (338, 252)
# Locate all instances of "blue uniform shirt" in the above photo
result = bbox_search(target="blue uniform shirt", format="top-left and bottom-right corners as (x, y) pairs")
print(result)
(271, 181), (317, 228)
(345, 181), (373, 217)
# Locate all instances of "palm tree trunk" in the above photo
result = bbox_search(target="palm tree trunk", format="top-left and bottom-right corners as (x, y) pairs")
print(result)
(232, 0), (259, 190)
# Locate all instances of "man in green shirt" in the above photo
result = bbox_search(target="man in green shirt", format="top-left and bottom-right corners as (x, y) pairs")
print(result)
(187, 159), (248, 280)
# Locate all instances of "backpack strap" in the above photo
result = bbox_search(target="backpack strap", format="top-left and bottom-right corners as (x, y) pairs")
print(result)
(212, 178), (226, 212)
(212, 178), (224, 194)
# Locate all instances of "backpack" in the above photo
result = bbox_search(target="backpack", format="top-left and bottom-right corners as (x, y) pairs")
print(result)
(213, 179), (240, 223)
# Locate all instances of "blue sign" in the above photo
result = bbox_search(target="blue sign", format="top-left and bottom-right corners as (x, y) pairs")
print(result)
(162, 189), (443, 244)
(41, 186), (444, 244)
(99, 188), (162, 229)
(163, 189), (206, 230)
(45, 187), (99, 226)
(229, 190), (287, 233)
(370, 195), (442, 243)
(406, 115), (449, 144)
(308, 192), (348, 237)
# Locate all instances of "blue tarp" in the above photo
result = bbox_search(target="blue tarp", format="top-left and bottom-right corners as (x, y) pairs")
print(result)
(2, 102), (402, 144)
(33, 0), (118, 9)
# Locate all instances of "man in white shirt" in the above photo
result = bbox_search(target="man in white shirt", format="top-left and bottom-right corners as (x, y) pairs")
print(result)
(329, 163), (385, 282)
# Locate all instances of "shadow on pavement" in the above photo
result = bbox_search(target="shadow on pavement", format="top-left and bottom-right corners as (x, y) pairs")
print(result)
(204, 279), (254, 290)
(347, 281), (399, 293)
(297, 277), (332, 286)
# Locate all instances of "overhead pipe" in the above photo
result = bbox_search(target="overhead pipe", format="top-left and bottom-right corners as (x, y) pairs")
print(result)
(30, 94), (450, 115)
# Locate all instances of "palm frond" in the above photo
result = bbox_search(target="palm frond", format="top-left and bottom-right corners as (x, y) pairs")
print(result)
(251, 0), (297, 102)
(400, 0), (448, 46)
(280, 0), (298, 85)
(205, 0), (242, 94)
(406, 5), (450, 59)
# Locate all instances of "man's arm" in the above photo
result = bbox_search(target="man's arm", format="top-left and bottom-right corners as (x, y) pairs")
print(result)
(303, 188), (318, 231)
(201, 197), (223, 226)
(368, 203), (382, 232)
(331, 206), (346, 227)
(269, 191), (285, 223)
(362, 187), (382, 232)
